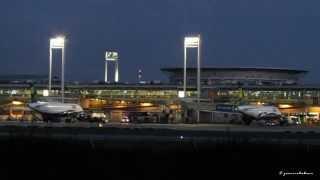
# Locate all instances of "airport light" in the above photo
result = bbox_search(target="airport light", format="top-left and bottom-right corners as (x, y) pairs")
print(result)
(178, 91), (185, 98)
(12, 101), (23, 105)
(50, 37), (65, 49)
(105, 51), (120, 83)
(43, 89), (49, 97)
(11, 90), (17, 95)
(278, 104), (293, 109)
(140, 102), (153, 107)
(184, 37), (200, 48)
(49, 36), (65, 102)
(184, 35), (201, 123)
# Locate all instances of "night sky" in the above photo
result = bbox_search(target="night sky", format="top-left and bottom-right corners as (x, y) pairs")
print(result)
(1, 0), (320, 83)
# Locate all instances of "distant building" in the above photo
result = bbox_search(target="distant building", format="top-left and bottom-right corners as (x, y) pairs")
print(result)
(161, 67), (308, 86)
(0, 74), (47, 84)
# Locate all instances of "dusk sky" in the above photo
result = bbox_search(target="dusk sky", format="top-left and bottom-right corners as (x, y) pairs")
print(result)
(1, 0), (320, 83)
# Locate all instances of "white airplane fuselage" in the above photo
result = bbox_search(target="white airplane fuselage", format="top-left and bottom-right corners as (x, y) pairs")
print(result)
(28, 101), (83, 115)
(237, 105), (282, 120)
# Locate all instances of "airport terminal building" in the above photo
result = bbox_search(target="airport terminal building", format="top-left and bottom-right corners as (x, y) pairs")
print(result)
(1, 67), (320, 124)
(160, 67), (307, 86)
(161, 67), (320, 124)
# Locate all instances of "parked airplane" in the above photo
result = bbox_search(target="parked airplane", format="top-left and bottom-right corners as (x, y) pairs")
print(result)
(28, 101), (84, 122)
(237, 104), (282, 125)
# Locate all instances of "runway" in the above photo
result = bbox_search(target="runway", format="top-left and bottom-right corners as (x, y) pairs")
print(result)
(0, 121), (319, 133)
(0, 121), (319, 146)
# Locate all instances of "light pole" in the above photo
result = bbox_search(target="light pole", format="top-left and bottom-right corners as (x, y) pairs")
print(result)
(138, 69), (142, 82)
(104, 60), (108, 82)
(49, 36), (65, 102)
(115, 60), (119, 82)
(184, 35), (201, 123)
(105, 51), (120, 83)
